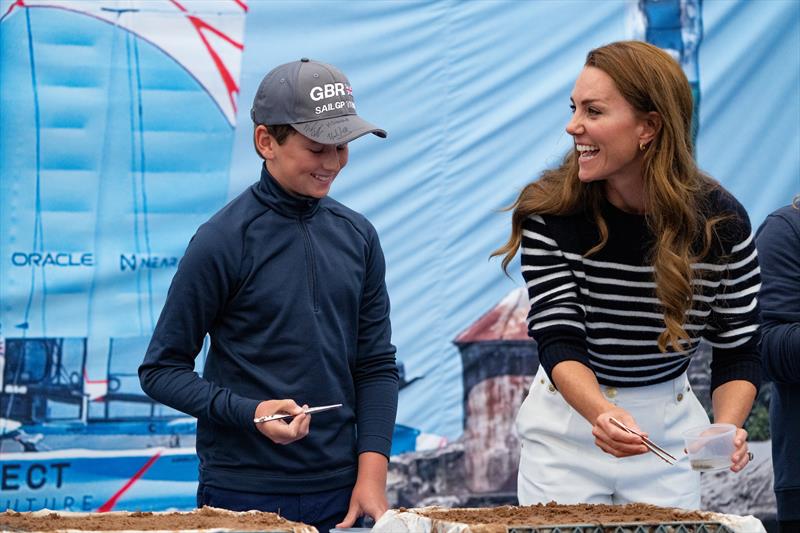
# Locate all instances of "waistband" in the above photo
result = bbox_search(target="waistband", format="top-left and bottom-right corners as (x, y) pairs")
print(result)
(535, 366), (691, 402)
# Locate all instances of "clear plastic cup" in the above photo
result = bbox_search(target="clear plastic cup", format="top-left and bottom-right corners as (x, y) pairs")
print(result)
(682, 423), (737, 471)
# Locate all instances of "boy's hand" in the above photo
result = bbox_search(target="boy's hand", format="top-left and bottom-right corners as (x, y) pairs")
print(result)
(253, 399), (310, 444)
(336, 452), (388, 528)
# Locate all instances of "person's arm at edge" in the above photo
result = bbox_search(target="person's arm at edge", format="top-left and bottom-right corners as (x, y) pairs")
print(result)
(761, 323), (800, 384)
(756, 211), (800, 384)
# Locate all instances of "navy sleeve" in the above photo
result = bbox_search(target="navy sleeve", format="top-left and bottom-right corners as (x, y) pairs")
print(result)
(756, 208), (800, 384)
(353, 225), (399, 458)
(138, 222), (261, 431)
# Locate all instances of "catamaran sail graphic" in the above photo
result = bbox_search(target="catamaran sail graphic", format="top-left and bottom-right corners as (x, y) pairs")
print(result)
(1, 0), (245, 125)
(0, 0), (247, 511)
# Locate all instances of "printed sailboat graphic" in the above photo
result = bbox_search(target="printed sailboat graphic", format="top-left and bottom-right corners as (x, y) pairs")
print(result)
(0, 0), (247, 511)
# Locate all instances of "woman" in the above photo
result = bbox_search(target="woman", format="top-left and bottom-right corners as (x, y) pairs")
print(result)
(494, 41), (759, 509)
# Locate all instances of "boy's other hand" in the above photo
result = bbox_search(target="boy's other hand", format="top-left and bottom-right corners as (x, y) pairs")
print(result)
(254, 399), (311, 444)
(336, 451), (389, 529)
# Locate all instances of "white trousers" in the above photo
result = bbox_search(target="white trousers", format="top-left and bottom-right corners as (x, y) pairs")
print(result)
(516, 366), (709, 509)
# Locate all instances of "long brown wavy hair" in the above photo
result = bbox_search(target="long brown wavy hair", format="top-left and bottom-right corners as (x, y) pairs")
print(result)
(493, 41), (726, 353)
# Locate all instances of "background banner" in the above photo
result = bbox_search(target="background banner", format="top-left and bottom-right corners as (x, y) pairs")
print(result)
(1, 0), (798, 519)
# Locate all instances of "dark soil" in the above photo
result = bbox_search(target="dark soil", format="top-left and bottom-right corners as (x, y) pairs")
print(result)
(412, 502), (714, 533)
(0, 506), (315, 532)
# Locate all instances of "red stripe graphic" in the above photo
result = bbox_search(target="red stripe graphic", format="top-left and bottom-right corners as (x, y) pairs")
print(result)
(98, 450), (163, 512)
(83, 368), (108, 384)
(2, 0), (25, 20)
(169, 0), (244, 113)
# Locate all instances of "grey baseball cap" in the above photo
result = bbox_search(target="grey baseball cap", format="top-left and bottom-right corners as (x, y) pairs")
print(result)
(250, 58), (387, 145)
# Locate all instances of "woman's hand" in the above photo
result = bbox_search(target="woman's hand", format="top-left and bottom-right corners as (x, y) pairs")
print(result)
(729, 427), (752, 472)
(550, 361), (649, 458)
(710, 380), (757, 473)
(592, 406), (650, 457)
(253, 399), (310, 445)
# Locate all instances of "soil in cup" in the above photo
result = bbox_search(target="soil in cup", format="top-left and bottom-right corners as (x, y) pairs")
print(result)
(690, 457), (731, 471)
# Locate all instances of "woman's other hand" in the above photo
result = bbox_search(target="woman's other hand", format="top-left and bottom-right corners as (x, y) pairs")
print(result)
(729, 427), (752, 472)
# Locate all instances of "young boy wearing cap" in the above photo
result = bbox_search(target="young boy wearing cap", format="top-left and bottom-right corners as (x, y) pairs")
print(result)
(139, 58), (398, 533)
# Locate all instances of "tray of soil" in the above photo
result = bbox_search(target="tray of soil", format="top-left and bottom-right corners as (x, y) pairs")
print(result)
(373, 502), (767, 533)
(0, 506), (317, 533)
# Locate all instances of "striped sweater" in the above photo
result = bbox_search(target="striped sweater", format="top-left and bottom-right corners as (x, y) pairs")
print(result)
(521, 188), (761, 392)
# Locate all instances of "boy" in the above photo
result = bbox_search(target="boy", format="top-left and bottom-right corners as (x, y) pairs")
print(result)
(140, 58), (399, 533)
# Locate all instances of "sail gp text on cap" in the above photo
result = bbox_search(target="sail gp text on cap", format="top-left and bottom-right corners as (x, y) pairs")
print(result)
(250, 57), (386, 145)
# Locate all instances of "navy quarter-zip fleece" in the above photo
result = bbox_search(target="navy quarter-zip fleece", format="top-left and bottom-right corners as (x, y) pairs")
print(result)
(139, 166), (399, 494)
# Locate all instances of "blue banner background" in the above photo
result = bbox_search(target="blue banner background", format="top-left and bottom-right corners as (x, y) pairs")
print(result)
(1, 0), (798, 513)
(229, 0), (800, 441)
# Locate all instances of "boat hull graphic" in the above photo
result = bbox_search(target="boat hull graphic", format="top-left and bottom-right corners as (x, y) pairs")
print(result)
(0, 447), (198, 512)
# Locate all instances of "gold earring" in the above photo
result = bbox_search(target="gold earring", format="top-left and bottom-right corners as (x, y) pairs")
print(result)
(639, 142), (646, 151)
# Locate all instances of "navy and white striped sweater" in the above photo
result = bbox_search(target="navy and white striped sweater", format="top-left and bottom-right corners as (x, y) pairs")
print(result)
(521, 188), (761, 393)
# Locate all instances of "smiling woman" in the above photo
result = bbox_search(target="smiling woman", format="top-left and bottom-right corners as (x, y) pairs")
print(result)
(566, 66), (660, 199)
(492, 40), (761, 510)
